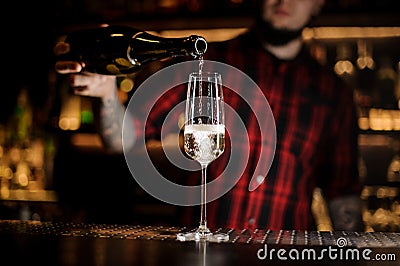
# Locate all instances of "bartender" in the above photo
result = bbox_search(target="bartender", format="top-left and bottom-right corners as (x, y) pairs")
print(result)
(54, 0), (364, 231)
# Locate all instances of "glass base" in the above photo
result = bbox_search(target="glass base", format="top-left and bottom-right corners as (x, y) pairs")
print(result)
(177, 228), (229, 242)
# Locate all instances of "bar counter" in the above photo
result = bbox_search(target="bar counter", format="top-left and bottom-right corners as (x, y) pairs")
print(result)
(0, 220), (399, 265)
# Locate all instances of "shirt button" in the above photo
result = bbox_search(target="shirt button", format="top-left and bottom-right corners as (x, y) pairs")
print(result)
(256, 175), (264, 184)
(248, 218), (255, 225)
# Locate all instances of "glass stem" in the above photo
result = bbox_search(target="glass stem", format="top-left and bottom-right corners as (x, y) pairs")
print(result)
(199, 164), (208, 231)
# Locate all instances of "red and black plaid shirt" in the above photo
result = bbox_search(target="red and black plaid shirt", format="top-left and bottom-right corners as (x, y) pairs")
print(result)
(134, 29), (361, 230)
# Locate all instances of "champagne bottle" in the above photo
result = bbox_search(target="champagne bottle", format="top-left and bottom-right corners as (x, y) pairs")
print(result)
(59, 25), (208, 76)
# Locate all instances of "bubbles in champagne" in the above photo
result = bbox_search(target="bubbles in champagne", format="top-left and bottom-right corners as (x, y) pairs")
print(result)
(184, 124), (225, 166)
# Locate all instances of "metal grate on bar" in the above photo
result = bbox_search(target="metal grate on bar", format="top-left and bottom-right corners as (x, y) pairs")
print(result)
(0, 220), (399, 248)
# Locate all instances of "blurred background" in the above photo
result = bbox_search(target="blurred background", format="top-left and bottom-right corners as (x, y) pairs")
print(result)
(1, 0), (400, 231)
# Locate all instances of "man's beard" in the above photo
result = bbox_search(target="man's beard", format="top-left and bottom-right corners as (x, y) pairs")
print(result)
(253, 17), (305, 46)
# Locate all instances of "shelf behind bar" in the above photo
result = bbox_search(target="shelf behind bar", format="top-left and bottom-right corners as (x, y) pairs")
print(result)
(0, 189), (58, 203)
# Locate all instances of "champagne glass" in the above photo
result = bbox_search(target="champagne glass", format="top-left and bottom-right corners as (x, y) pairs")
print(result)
(177, 72), (228, 242)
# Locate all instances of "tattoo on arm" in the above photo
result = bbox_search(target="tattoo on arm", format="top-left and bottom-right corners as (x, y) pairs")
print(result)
(98, 93), (126, 152)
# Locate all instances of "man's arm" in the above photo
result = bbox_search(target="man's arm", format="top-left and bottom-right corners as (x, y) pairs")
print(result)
(318, 73), (364, 232)
(97, 86), (135, 153)
(54, 41), (136, 152)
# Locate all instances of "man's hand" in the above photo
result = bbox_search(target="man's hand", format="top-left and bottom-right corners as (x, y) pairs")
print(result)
(54, 42), (82, 74)
(54, 42), (117, 100)
(328, 195), (365, 231)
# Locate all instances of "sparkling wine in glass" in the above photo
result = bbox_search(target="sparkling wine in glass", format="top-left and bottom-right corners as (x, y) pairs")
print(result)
(177, 71), (228, 242)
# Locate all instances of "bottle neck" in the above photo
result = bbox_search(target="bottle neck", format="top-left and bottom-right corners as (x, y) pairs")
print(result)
(127, 32), (207, 66)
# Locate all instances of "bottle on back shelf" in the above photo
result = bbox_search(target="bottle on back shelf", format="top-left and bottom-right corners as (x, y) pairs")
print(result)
(58, 25), (208, 76)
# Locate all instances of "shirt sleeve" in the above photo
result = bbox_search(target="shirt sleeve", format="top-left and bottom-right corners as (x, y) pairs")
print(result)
(316, 75), (363, 200)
